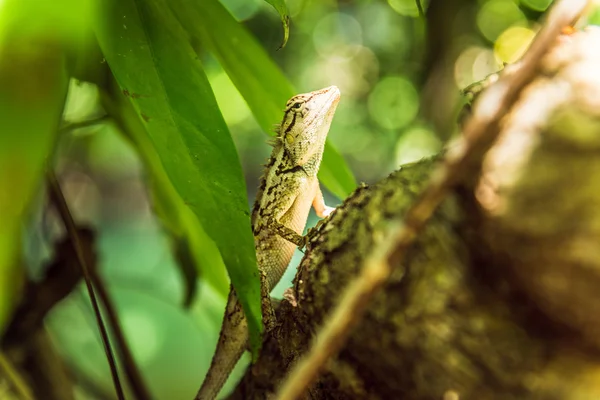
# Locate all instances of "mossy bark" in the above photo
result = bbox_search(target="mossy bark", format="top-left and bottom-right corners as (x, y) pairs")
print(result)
(230, 27), (600, 400)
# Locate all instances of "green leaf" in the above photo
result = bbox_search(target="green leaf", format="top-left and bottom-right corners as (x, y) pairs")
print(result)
(0, 0), (69, 333)
(263, 0), (290, 49)
(95, 0), (262, 351)
(99, 79), (230, 304)
(321, 141), (358, 201)
(170, 0), (356, 200)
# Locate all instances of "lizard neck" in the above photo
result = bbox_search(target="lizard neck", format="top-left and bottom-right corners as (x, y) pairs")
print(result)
(300, 146), (324, 177)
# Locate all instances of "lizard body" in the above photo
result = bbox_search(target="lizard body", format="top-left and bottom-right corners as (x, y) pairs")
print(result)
(196, 86), (341, 399)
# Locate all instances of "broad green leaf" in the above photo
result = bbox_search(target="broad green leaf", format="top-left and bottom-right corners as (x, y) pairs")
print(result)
(99, 79), (229, 303)
(321, 142), (357, 201)
(0, 0), (69, 333)
(170, 0), (357, 200)
(95, 0), (262, 352)
(264, 0), (290, 49)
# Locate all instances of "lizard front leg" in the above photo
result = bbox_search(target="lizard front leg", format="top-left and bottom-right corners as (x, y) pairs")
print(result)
(312, 185), (335, 218)
(266, 217), (306, 247)
(267, 184), (335, 249)
(261, 184), (334, 331)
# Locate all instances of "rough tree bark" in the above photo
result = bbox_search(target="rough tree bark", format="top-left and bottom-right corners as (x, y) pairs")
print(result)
(230, 26), (600, 400)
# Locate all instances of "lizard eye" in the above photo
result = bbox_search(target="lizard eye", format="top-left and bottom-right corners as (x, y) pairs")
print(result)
(291, 102), (302, 110)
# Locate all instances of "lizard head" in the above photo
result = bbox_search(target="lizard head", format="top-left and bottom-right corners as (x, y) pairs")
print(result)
(279, 86), (341, 173)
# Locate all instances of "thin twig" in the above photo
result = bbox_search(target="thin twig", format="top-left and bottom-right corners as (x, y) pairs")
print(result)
(273, 1), (589, 398)
(59, 115), (109, 134)
(0, 351), (34, 400)
(90, 271), (152, 400)
(47, 171), (125, 400)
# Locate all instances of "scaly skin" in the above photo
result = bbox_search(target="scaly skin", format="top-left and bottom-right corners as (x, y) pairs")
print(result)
(195, 86), (341, 399)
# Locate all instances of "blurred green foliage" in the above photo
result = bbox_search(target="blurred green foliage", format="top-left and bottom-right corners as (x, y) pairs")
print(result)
(0, 0), (71, 338)
(0, 0), (591, 398)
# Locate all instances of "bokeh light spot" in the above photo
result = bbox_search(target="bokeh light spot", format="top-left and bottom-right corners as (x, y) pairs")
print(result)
(477, 0), (526, 42)
(494, 26), (535, 64)
(122, 309), (162, 365)
(313, 12), (363, 58)
(454, 46), (499, 89)
(368, 76), (419, 130)
(395, 125), (441, 165)
(359, 2), (411, 56)
(590, 7), (600, 26)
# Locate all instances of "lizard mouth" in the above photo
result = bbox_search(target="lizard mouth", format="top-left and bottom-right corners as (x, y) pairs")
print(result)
(315, 86), (341, 120)
(321, 85), (341, 107)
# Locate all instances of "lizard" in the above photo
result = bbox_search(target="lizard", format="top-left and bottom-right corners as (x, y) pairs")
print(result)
(195, 85), (341, 400)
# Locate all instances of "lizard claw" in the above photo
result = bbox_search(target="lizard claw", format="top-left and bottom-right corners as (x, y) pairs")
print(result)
(322, 206), (336, 217)
(304, 211), (332, 245)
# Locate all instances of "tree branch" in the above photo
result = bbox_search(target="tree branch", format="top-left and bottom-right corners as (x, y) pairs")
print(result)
(273, 1), (590, 398)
